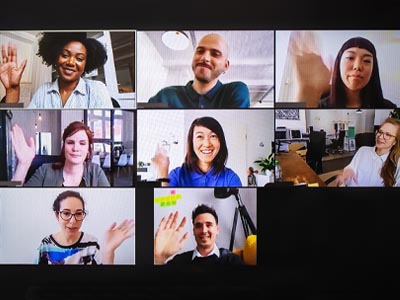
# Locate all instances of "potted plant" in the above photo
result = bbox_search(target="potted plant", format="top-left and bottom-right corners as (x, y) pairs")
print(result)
(137, 161), (151, 172)
(254, 153), (275, 174)
(389, 108), (400, 120)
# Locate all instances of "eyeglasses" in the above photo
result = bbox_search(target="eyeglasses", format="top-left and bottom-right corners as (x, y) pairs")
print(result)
(58, 210), (86, 221)
(376, 129), (396, 140)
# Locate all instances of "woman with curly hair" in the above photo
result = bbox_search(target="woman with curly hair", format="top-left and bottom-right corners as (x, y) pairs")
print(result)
(0, 32), (113, 108)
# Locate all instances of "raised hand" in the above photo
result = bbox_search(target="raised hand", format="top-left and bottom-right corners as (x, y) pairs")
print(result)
(103, 219), (135, 252)
(10, 124), (36, 182)
(288, 31), (332, 107)
(10, 124), (36, 165)
(151, 143), (170, 181)
(0, 43), (27, 103)
(154, 211), (189, 264)
(335, 168), (358, 187)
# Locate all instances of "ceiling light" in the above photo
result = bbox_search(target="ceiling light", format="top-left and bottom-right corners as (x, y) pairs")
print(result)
(162, 31), (189, 50)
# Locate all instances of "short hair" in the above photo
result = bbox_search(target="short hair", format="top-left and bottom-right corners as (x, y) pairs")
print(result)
(52, 190), (85, 212)
(55, 121), (94, 169)
(184, 116), (228, 175)
(36, 32), (108, 75)
(191, 204), (218, 224)
(330, 36), (384, 108)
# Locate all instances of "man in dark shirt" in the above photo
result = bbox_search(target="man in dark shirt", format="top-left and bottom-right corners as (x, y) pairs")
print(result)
(148, 33), (250, 108)
(154, 204), (243, 265)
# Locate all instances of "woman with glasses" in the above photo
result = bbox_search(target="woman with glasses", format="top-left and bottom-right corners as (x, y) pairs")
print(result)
(36, 190), (134, 264)
(333, 118), (400, 187)
(10, 121), (110, 186)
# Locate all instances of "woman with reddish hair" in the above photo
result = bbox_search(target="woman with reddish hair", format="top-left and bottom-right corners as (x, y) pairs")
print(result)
(11, 121), (110, 186)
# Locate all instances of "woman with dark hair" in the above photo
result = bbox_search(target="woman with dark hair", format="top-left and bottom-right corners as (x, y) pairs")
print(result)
(37, 190), (134, 264)
(0, 32), (113, 108)
(11, 121), (110, 186)
(289, 32), (397, 108)
(333, 118), (400, 187)
(151, 116), (242, 187)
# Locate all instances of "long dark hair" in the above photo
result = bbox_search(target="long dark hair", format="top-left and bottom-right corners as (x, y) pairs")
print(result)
(329, 36), (384, 108)
(184, 116), (228, 175)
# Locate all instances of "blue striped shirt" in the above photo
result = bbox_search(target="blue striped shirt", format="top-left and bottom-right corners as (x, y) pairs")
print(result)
(28, 78), (113, 108)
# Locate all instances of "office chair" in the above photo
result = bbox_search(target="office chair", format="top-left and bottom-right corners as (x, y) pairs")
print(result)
(330, 129), (346, 153)
(102, 153), (111, 170)
(25, 155), (61, 183)
(111, 97), (120, 108)
(337, 130), (346, 149)
(306, 130), (326, 174)
(355, 132), (375, 150)
(116, 153), (128, 177)
(91, 154), (101, 166)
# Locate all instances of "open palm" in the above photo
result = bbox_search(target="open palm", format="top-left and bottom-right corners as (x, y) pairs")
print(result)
(0, 43), (27, 89)
(10, 124), (35, 165)
(103, 219), (135, 252)
(154, 211), (189, 264)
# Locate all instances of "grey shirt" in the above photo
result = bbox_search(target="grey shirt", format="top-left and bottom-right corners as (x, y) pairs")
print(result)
(24, 162), (110, 187)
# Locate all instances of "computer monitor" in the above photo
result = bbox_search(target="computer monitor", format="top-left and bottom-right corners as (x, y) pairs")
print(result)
(289, 129), (302, 140)
(275, 127), (289, 140)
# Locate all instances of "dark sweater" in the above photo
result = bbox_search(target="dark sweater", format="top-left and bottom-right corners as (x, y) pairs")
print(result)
(166, 248), (244, 265)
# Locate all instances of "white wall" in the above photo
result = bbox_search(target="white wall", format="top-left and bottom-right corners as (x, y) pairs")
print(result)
(305, 109), (376, 135)
(11, 110), (62, 155)
(0, 188), (135, 264)
(137, 109), (274, 186)
(275, 109), (390, 137)
(275, 109), (307, 133)
(136, 32), (170, 102)
(0, 31), (50, 107)
(374, 109), (393, 126)
(153, 187), (257, 260)
(276, 30), (400, 106)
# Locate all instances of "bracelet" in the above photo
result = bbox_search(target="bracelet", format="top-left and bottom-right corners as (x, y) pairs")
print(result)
(156, 178), (170, 183)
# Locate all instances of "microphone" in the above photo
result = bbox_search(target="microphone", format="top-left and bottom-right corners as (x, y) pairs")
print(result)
(214, 188), (239, 199)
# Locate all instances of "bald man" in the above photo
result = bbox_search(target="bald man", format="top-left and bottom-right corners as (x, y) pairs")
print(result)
(148, 33), (250, 108)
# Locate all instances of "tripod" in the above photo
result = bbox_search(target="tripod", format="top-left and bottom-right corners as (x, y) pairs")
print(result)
(214, 188), (257, 251)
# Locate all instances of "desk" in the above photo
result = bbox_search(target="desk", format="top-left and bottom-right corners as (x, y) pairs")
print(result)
(322, 151), (355, 173)
(276, 139), (308, 153)
(276, 151), (326, 187)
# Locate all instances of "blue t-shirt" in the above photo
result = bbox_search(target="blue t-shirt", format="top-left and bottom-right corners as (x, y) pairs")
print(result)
(168, 165), (242, 187)
(148, 80), (250, 108)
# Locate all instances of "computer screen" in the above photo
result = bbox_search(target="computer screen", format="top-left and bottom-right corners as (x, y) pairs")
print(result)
(289, 129), (302, 139)
(0, 1), (398, 299)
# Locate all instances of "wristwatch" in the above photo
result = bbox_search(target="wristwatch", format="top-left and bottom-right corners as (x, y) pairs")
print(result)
(156, 178), (170, 183)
